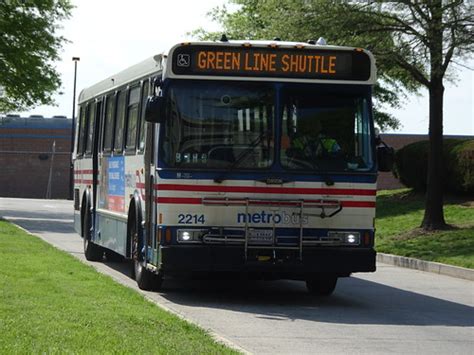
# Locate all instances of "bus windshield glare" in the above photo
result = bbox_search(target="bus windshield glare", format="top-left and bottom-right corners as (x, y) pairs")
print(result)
(160, 81), (373, 172)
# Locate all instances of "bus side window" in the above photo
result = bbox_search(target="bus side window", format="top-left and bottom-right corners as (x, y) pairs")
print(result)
(85, 101), (96, 155)
(114, 90), (126, 153)
(125, 86), (140, 151)
(103, 94), (115, 153)
(95, 98), (104, 152)
(137, 79), (149, 153)
(77, 105), (87, 156)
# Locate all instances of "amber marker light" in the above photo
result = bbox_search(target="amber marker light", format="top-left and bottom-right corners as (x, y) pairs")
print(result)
(294, 44), (305, 49)
(242, 42), (252, 47)
(268, 43), (279, 48)
(364, 232), (371, 246)
(355, 48), (364, 52)
(157, 228), (162, 244)
(181, 42), (191, 46)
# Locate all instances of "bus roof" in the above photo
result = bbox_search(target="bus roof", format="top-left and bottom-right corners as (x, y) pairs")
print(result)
(78, 55), (163, 104)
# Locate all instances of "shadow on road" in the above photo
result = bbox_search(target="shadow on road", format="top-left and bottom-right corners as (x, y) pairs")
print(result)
(99, 255), (474, 328)
(155, 277), (474, 327)
(3, 218), (74, 234)
(0, 207), (73, 222)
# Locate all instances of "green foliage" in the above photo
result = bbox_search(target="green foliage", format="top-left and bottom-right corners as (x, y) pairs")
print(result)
(0, 0), (72, 112)
(446, 139), (474, 193)
(394, 139), (474, 193)
(0, 221), (237, 354)
(376, 189), (474, 269)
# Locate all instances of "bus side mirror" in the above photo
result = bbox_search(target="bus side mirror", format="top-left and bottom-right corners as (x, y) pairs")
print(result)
(145, 96), (164, 123)
(377, 145), (394, 172)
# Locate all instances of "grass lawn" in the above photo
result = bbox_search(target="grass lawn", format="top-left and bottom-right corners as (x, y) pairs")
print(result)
(0, 220), (237, 354)
(376, 189), (474, 269)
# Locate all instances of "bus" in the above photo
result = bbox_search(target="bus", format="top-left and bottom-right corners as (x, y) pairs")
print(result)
(73, 39), (393, 295)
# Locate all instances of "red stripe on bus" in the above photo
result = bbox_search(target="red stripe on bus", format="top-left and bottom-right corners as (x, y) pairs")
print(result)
(74, 169), (95, 175)
(154, 184), (376, 196)
(74, 179), (97, 185)
(155, 197), (374, 208)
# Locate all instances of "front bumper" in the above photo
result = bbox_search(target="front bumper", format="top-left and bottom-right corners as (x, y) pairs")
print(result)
(160, 245), (376, 278)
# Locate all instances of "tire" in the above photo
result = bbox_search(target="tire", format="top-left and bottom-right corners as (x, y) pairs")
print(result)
(130, 217), (163, 291)
(83, 208), (103, 261)
(306, 276), (338, 296)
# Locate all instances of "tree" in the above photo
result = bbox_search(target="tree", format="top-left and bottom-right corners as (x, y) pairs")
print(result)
(195, 0), (474, 230)
(337, 1), (473, 230)
(0, 0), (72, 113)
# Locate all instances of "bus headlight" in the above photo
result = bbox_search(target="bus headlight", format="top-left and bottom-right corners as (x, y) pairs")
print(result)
(180, 231), (192, 241)
(177, 230), (202, 243)
(345, 233), (359, 244)
(327, 231), (360, 245)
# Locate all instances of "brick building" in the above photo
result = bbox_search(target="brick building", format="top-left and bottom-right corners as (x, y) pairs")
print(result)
(378, 133), (474, 190)
(0, 115), (72, 199)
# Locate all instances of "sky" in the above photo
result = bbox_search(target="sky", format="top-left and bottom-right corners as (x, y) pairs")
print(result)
(19, 0), (473, 136)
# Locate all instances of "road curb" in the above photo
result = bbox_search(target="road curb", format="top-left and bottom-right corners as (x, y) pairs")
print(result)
(377, 253), (474, 281)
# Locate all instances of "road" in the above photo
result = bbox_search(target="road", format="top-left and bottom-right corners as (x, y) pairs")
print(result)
(1, 197), (473, 354)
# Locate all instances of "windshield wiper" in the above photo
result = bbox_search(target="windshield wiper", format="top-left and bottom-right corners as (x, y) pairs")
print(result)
(214, 130), (270, 183)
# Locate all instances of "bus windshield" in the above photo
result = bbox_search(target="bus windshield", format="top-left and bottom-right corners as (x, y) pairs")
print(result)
(161, 81), (275, 169)
(280, 87), (374, 172)
(160, 81), (373, 172)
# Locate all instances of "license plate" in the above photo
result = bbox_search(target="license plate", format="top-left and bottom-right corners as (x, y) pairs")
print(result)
(248, 229), (274, 245)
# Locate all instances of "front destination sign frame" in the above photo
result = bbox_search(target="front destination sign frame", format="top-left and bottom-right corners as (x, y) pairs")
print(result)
(171, 45), (371, 81)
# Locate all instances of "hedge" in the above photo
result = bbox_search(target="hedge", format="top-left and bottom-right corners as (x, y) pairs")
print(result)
(393, 138), (474, 193)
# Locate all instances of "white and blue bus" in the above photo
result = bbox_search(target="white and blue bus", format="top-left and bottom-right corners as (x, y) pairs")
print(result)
(74, 39), (392, 295)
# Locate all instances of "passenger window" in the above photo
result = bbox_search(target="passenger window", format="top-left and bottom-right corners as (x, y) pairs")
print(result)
(85, 102), (95, 154)
(138, 80), (149, 153)
(95, 100), (103, 152)
(114, 90), (126, 152)
(103, 94), (115, 152)
(77, 105), (86, 155)
(125, 86), (140, 150)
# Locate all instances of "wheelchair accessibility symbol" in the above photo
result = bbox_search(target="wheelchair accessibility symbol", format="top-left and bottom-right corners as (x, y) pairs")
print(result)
(177, 54), (190, 67)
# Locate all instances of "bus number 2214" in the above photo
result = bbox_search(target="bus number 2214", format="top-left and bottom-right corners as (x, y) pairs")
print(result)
(178, 214), (205, 224)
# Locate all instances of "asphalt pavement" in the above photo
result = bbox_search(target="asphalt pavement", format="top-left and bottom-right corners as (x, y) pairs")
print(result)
(1, 197), (473, 354)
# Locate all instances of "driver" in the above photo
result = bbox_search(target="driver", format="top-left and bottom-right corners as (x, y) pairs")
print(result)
(291, 119), (341, 159)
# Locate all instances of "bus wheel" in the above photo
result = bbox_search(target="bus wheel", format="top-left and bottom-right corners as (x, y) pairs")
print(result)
(83, 209), (103, 261)
(306, 276), (337, 296)
(130, 221), (163, 291)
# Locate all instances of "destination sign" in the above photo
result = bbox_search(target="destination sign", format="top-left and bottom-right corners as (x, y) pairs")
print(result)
(171, 45), (371, 81)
